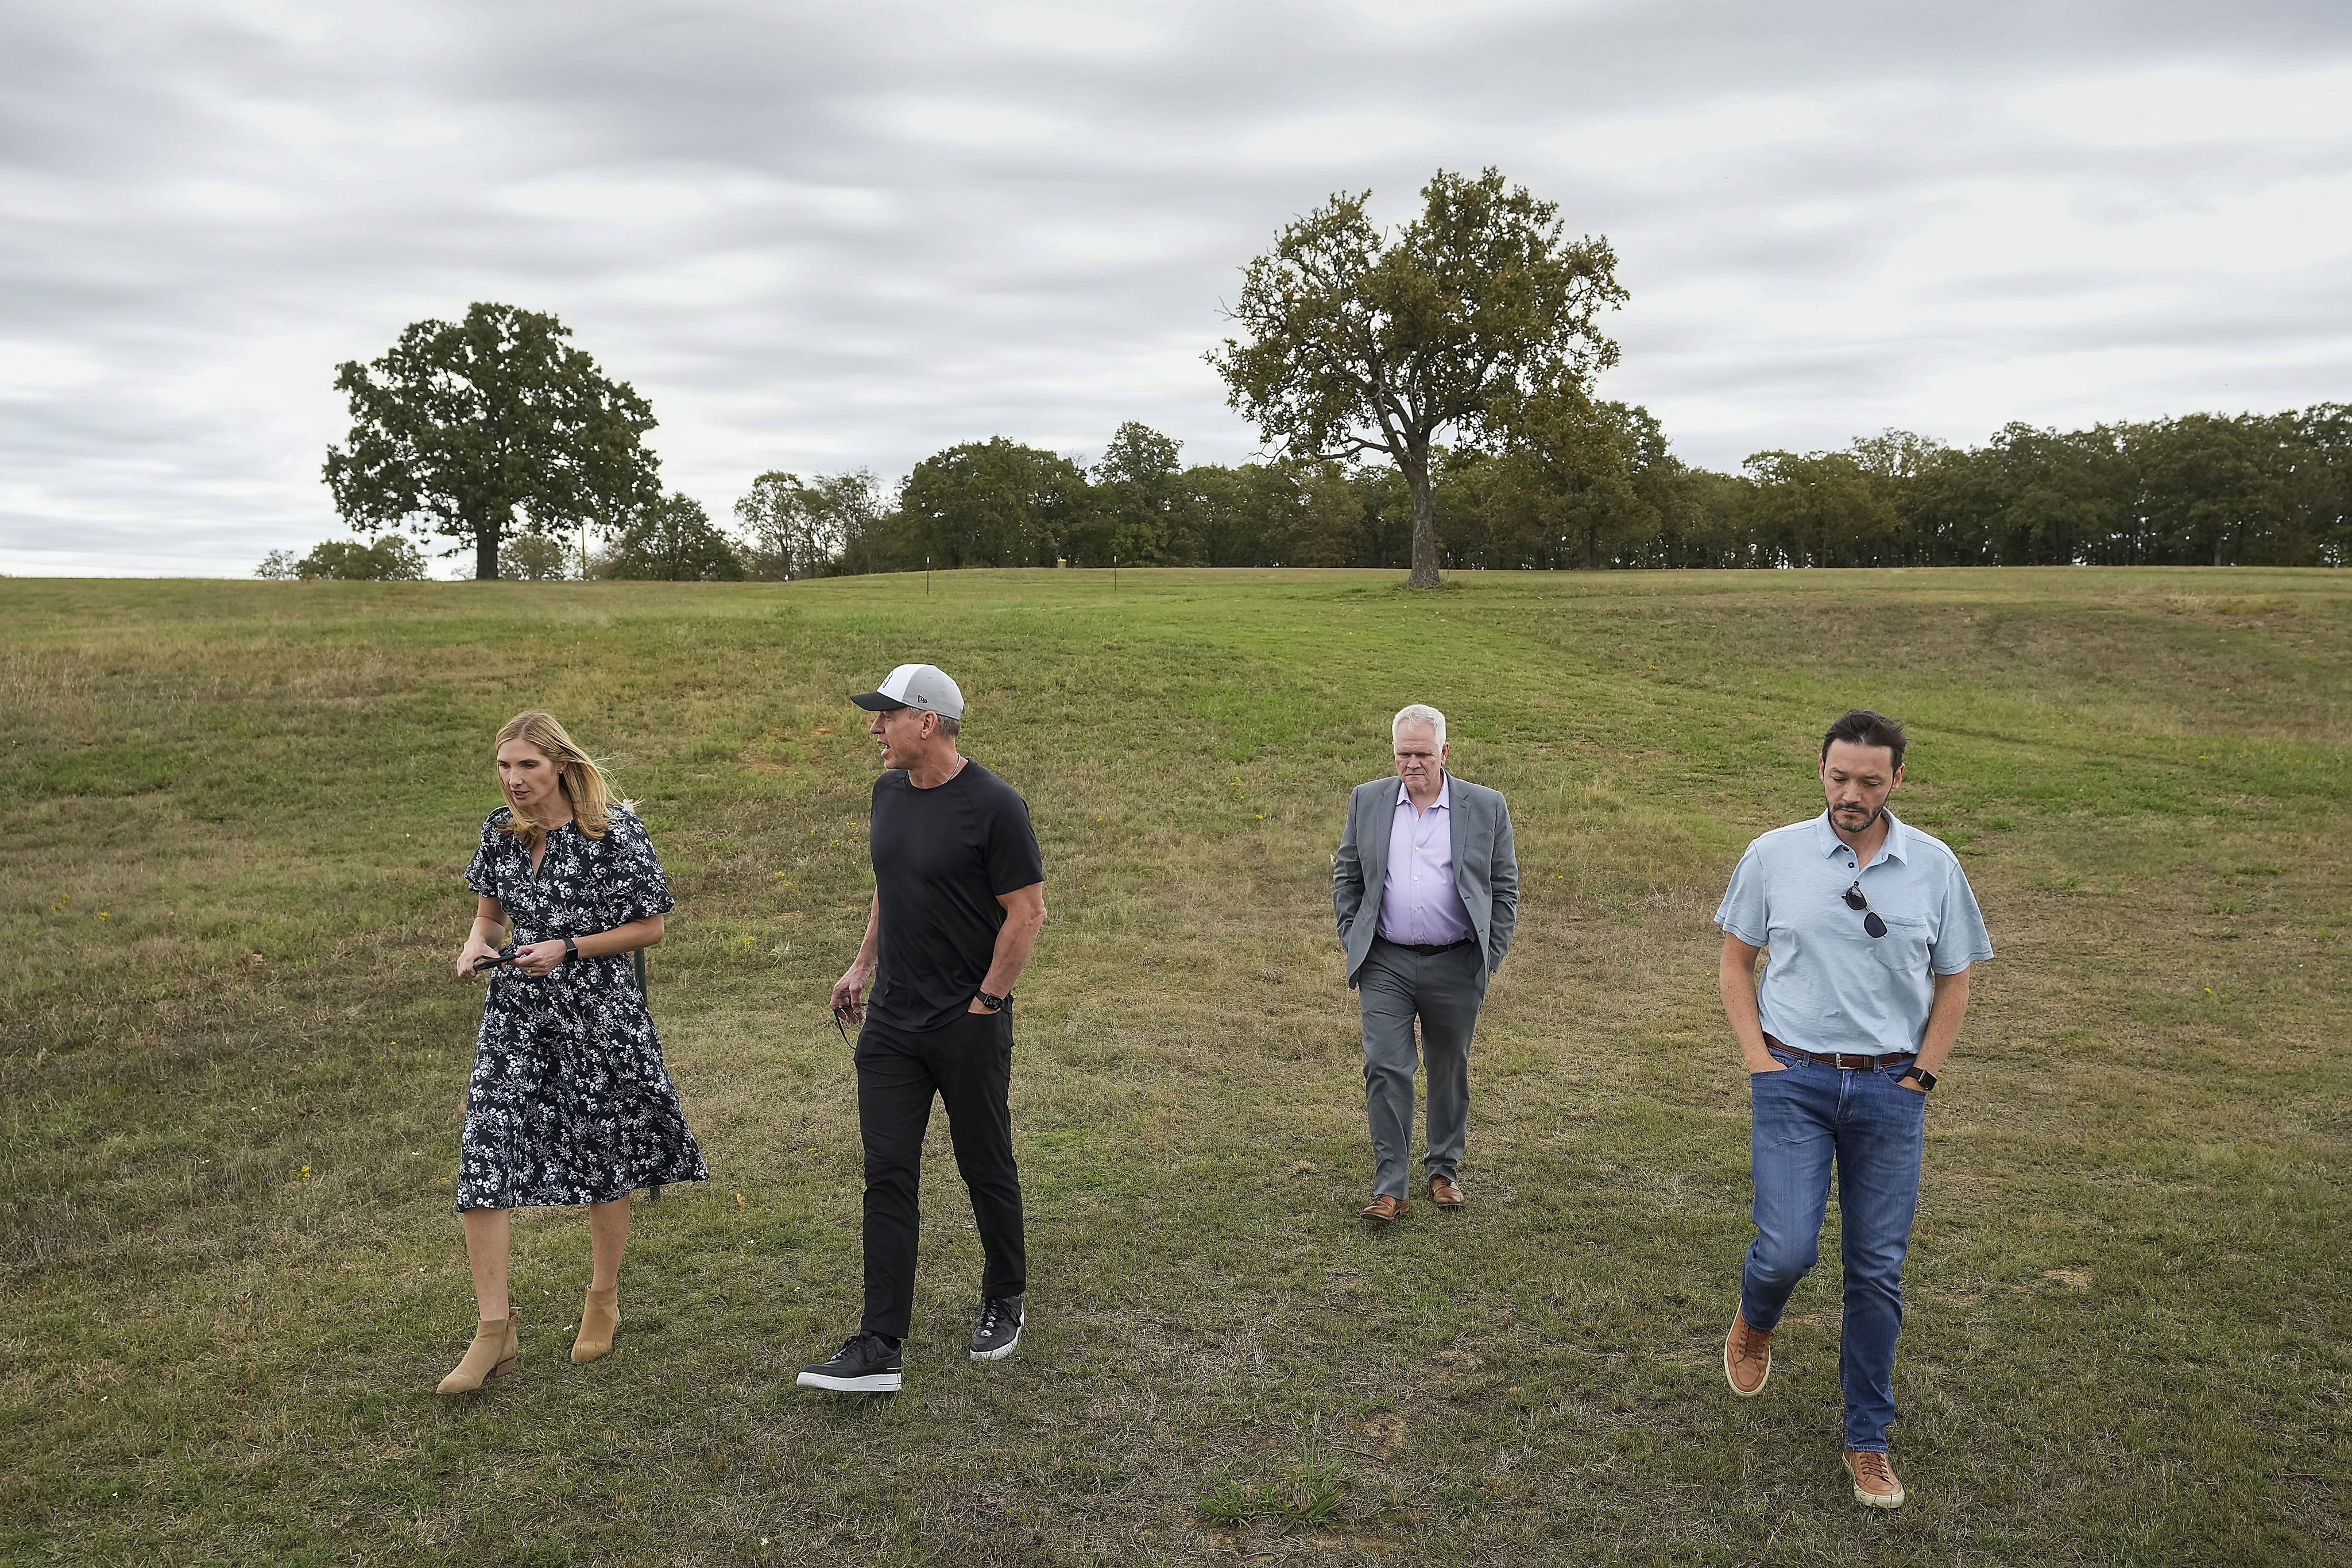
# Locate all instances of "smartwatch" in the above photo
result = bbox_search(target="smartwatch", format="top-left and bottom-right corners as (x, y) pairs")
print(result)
(976, 990), (1009, 1013)
(1902, 1067), (1937, 1092)
(562, 937), (578, 966)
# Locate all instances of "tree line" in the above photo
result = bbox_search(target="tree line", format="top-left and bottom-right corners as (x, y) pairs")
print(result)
(1434, 403), (2352, 571)
(299, 172), (2348, 582)
(683, 401), (2352, 578)
(278, 401), (2352, 581)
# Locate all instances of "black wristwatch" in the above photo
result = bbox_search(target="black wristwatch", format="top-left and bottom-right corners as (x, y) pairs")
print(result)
(1902, 1067), (1937, 1092)
(562, 937), (578, 966)
(976, 990), (1009, 1013)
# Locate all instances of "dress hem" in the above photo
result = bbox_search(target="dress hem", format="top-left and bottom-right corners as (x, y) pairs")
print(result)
(454, 1170), (708, 1213)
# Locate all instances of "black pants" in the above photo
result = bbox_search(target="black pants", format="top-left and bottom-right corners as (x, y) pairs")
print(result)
(855, 1007), (1026, 1339)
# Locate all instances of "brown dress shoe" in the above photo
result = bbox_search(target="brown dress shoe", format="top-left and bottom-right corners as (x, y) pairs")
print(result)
(1723, 1308), (1771, 1396)
(1360, 1195), (1410, 1222)
(1843, 1449), (1905, 1508)
(1428, 1175), (1465, 1207)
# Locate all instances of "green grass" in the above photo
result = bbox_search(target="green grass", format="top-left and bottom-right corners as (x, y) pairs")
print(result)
(3, 566), (2347, 1566)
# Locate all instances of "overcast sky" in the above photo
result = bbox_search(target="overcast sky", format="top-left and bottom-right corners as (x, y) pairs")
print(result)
(5, 0), (2349, 576)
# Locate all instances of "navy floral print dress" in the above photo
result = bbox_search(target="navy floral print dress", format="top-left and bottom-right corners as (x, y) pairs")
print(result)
(457, 804), (708, 1210)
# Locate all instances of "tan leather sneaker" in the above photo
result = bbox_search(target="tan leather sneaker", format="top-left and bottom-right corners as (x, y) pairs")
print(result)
(1723, 1308), (1771, 1396)
(1843, 1449), (1905, 1508)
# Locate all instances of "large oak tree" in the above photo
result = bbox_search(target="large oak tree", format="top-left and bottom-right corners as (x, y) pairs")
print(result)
(1210, 167), (1626, 587)
(323, 303), (662, 580)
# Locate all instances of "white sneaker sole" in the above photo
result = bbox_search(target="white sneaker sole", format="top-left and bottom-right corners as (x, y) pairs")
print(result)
(795, 1369), (902, 1393)
(969, 1324), (1022, 1362)
(1724, 1334), (1769, 1397)
(1844, 1456), (1905, 1508)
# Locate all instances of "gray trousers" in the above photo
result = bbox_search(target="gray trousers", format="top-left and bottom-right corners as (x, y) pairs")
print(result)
(1357, 936), (1489, 1200)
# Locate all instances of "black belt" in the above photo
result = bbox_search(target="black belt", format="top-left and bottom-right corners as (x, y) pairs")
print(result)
(1764, 1033), (1914, 1071)
(1380, 935), (1476, 957)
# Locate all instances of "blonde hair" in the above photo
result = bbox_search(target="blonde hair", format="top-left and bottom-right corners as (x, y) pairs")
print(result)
(494, 711), (614, 844)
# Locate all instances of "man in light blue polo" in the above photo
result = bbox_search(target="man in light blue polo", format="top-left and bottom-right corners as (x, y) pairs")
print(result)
(1715, 708), (1993, 1511)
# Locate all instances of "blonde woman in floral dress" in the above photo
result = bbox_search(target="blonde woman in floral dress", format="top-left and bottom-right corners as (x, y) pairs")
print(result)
(438, 711), (707, 1393)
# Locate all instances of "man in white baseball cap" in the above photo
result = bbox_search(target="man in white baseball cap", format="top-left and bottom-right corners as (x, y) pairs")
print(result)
(796, 661), (1047, 1395)
(849, 663), (965, 721)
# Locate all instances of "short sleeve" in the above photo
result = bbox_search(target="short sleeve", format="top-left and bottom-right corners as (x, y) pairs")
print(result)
(1929, 859), (1995, 973)
(1714, 842), (1769, 946)
(984, 787), (1046, 896)
(601, 808), (677, 925)
(465, 811), (508, 899)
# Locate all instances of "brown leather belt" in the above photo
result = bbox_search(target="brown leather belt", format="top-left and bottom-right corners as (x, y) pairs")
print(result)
(1764, 1033), (1914, 1071)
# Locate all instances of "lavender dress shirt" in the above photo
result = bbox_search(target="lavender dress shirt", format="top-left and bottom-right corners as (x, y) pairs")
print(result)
(1379, 777), (1475, 946)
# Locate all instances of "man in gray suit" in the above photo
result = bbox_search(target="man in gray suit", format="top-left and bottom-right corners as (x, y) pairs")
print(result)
(1332, 703), (1518, 1221)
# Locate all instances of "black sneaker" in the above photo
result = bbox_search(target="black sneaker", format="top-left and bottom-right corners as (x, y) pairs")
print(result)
(969, 1296), (1024, 1362)
(795, 1331), (902, 1393)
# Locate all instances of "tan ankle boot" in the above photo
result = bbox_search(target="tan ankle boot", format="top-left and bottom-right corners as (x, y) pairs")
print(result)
(572, 1285), (619, 1364)
(437, 1308), (519, 1394)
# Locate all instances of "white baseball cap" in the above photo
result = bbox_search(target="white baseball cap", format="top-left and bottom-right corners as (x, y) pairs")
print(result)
(850, 663), (965, 719)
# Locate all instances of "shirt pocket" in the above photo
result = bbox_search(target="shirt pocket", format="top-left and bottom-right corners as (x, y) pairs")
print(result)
(1870, 913), (1933, 975)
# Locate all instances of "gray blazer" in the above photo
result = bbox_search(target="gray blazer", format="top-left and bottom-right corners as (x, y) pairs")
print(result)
(1333, 773), (1519, 986)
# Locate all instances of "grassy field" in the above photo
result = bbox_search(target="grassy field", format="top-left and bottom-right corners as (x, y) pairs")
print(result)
(2, 566), (2347, 1567)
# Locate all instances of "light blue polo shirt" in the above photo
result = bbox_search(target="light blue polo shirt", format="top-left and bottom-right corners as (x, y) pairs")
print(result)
(1715, 809), (1994, 1058)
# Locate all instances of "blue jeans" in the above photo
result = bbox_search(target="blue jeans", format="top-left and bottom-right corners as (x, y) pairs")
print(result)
(1741, 1046), (1927, 1452)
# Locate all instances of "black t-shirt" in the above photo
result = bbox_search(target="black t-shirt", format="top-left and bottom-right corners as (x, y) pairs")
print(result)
(868, 758), (1045, 1032)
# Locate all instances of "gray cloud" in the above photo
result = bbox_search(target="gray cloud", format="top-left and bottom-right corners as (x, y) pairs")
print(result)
(4, 0), (2350, 574)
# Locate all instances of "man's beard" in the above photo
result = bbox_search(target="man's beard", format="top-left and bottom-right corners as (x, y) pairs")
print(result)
(1832, 802), (1884, 834)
